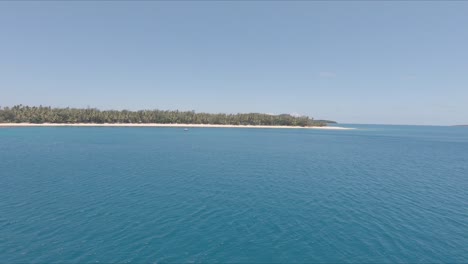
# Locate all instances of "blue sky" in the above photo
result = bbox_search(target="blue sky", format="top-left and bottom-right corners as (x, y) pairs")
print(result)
(0, 1), (467, 125)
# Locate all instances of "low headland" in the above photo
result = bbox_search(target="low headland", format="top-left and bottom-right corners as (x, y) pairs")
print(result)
(0, 105), (352, 130)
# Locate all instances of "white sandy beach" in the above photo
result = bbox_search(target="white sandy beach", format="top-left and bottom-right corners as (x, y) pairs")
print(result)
(0, 123), (353, 130)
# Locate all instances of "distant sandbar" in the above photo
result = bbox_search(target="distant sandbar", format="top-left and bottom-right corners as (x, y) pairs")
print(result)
(0, 123), (353, 130)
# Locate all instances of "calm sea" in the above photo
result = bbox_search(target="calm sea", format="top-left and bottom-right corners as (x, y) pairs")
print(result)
(1, 125), (467, 263)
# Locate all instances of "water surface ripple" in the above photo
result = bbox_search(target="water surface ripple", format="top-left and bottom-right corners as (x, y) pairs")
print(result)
(1, 125), (467, 262)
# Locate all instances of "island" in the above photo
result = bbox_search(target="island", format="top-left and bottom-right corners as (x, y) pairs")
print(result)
(0, 105), (350, 130)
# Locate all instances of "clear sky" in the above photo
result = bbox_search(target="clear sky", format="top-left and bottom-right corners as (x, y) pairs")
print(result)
(1, 1), (467, 125)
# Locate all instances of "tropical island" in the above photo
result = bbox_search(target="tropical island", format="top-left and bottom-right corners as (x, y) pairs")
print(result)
(0, 105), (350, 129)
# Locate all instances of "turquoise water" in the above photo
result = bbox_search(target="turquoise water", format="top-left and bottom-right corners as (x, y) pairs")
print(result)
(1, 125), (467, 263)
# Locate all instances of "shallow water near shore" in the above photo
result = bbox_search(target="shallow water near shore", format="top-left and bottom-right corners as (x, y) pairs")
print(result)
(1, 125), (467, 262)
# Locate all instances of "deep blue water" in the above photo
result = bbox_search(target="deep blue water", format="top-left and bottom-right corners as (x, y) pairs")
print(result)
(1, 125), (467, 263)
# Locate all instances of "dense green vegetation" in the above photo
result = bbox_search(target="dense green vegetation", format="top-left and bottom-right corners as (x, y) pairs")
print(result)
(0, 105), (327, 127)
(315, 120), (337, 124)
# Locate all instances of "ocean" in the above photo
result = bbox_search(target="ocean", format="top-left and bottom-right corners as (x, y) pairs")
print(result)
(1, 125), (467, 263)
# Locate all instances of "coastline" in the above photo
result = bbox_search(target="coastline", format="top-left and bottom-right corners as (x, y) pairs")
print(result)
(0, 123), (353, 130)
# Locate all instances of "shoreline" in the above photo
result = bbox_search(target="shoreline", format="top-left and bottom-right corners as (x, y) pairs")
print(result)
(0, 123), (353, 130)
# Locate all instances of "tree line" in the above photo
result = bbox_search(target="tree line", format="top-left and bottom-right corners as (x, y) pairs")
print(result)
(0, 105), (328, 127)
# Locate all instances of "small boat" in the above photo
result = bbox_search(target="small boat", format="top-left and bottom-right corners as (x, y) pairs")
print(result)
(184, 128), (189, 131)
